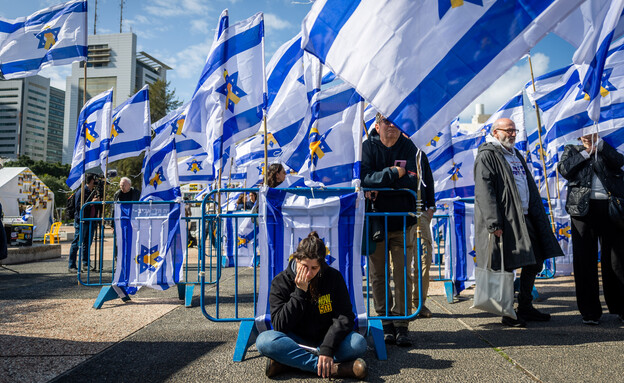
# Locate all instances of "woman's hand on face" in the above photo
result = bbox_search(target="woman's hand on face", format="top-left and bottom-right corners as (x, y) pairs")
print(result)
(317, 355), (333, 378)
(295, 263), (310, 292)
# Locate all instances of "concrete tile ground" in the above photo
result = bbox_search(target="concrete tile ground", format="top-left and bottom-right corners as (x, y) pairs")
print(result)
(1, 235), (623, 382)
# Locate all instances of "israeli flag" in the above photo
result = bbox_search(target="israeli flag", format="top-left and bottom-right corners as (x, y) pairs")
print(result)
(255, 188), (366, 333)
(112, 201), (186, 295)
(301, 0), (583, 148)
(554, 1), (624, 49)
(224, 215), (257, 267)
(297, 83), (364, 187)
(178, 152), (211, 184)
(571, 0), (624, 122)
(426, 121), (486, 200)
(0, 0), (87, 79)
(141, 135), (182, 202)
(66, 88), (113, 190)
(108, 85), (151, 164)
(152, 103), (207, 158)
(183, 12), (266, 177)
(233, 133), (283, 187)
(526, 38), (624, 152)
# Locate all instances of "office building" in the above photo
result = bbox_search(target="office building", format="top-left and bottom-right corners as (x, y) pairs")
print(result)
(62, 33), (170, 164)
(0, 75), (65, 162)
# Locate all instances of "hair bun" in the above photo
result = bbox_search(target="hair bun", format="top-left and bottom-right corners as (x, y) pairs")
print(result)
(308, 231), (319, 239)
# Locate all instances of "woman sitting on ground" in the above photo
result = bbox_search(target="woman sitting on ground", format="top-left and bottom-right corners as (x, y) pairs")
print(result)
(256, 232), (367, 380)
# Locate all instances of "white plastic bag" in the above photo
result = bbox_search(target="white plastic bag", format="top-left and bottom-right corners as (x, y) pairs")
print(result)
(471, 234), (516, 319)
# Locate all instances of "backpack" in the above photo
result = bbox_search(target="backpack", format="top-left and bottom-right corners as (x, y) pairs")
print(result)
(66, 192), (76, 219)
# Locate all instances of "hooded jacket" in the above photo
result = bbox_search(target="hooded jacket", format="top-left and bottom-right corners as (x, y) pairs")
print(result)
(269, 259), (355, 357)
(474, 136), (563, 271)
(361, 129), (434, 231)
(558, 141), (624, 217)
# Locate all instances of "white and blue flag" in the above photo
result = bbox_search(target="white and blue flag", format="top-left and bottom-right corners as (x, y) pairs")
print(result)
(571, 0), (624, 122)
(444, 200), (477, 295)
(301, 0), (584, 148)
(0, 0), (87, 79)
(20, 205), (33, 223)
(108, 85), (151, 164)
(183, 12), (266, 177)
(112, 199), (186, 295)
(233, 133), (283, 187)
(256, 188), (366, 333)
(141, 135), (182, 202)
(526, 39), (624, 153)
(297, 83), (364, 188)
(178, 152), (211, 184)
(66, 88), (113, 190)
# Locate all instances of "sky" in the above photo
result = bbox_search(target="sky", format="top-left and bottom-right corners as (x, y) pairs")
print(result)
(0, 0), (577, 123)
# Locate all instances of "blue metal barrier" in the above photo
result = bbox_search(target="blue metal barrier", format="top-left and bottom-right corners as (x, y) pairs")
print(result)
(198, 187), (425, 362)
(75, 200), (204, 309)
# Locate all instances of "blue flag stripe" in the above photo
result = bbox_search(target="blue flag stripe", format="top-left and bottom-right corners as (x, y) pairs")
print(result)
(303, 0), (362, 63)
(193, 22), (264, 96)
(0, 1), (86, 33)
(108, 137), (150, 157)
(389, 0), (550, 132)
(266, 37), (303, 109)
(2, 46), (88, 76)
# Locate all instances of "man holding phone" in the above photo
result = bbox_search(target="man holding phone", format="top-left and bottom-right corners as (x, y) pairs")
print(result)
(360, 113), (434, 346)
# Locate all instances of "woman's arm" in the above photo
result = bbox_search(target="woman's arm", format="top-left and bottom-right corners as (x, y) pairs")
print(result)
(318, 273), (355, 357)
(269, 274), (309, 333)
(558, 145), (588, 180)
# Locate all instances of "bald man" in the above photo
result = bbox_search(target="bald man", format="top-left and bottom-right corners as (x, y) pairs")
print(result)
(474, 118), (563, 327)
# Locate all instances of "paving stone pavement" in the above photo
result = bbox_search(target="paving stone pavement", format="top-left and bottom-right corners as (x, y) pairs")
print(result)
(1, 250), (623, 383)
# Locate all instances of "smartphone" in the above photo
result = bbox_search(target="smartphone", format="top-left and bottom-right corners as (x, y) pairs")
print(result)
(394, 160), (406, 167)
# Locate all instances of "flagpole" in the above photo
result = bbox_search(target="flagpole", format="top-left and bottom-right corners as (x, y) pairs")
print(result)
(528, 53), (556, 233)
(79, 12), (88, 273)
(261, 13), (268, 186)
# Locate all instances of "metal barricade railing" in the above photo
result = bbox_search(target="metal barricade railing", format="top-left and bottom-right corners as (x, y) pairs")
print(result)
(75, 200), (204, 308)
(198, 187), (425, 362)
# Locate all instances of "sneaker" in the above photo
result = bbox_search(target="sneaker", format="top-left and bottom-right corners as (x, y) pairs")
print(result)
(418, 305), (433, 318)
(265, 358), (289, 378)
(517, 305), (551, 322)
(502, 314), (527, 327)
(382, 323), (396, 345)
(582, 318), (600, 325)
(332, 358), (367, 380)
(395, 326), (412, 347)
(68, 266), (78, 273)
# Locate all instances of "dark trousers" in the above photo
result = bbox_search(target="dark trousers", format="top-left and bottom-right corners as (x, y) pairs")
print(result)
(571, 199), (624, 320)
(517, 216), (545, 309)
(68, 219), (95, 268)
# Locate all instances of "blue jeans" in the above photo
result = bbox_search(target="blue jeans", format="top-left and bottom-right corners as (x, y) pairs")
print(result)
(256, 330), (367, 374)
(68, 219), (94, 268)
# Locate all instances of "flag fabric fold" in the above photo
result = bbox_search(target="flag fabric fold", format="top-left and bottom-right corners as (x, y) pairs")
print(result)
(0, 0), (87, 79)
(66, 88), (113, 190)
(301, 0), (584, 147)
(108, 85), (151, 164)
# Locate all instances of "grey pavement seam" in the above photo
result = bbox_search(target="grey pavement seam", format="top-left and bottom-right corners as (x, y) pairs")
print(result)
(429, 297), (544, 383)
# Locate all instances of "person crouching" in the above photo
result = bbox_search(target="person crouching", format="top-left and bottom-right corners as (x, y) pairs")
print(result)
(256, 232), (367, 379)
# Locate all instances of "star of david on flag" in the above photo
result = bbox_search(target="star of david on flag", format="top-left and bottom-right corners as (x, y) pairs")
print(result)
(217, 70), (247, 113)
(137, 245), (162, 273)
(0, 0), (87, 79)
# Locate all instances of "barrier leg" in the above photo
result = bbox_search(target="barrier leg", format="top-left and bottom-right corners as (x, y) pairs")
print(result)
(93, 286), (119, 309)
(444, 281), (455, 303)
(367, 319), (387, 361)
(233, 321), (258, 362)
(177, 284), (195, 307)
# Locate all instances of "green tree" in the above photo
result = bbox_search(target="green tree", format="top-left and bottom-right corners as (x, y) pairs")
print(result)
(148, 79), (183, 122)
(3, 155), (70, 178)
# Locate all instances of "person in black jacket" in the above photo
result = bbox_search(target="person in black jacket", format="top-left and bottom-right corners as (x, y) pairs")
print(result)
(558, 133), (624, 325)
(256, 232), (367, 380)
(361, 113), (434, 345)
(67, 174), (100, 272)
(113, 177), (140, 202)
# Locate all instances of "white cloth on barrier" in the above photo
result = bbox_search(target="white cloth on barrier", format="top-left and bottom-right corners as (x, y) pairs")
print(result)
(255, 187), (366, 333)
(112, 203), (186, 295)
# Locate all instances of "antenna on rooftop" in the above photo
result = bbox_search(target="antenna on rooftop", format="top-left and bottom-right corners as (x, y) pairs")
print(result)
(94, 0), (98, 34)
(120, 0), (124, 33)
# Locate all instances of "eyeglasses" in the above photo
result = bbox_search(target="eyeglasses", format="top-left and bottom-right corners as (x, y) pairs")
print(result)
(496, 129), (518, 135)
(378, 118), (394, 126)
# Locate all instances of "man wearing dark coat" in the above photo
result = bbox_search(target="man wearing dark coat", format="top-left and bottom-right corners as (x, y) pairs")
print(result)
(474, 118), (563, 327)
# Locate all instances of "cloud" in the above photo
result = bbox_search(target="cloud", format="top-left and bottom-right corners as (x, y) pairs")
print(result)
(144, 0), (210, 17)
(458, 53), (550, 121)
(190, 19), (210, 34)
(39, 65), (72, 92)
(264, 13), (294, 31)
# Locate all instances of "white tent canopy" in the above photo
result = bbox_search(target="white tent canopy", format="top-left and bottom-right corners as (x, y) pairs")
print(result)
(0, 167), (55, 239)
